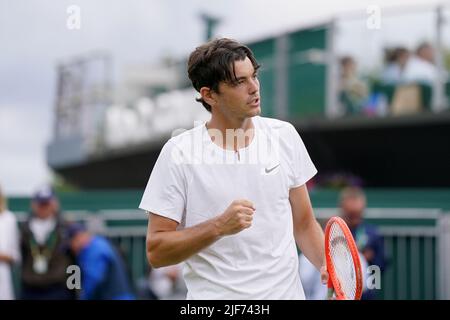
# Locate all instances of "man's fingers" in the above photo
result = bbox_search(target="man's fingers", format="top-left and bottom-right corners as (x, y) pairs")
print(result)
(239, 207), (255, 215)
(321, 273), (328, 284)
(320, 265), (329, 284)
(235, 199), (255, 210)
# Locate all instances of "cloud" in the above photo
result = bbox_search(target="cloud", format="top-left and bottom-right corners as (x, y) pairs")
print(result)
(0, 0), (441, 195)
(0, 105), (52, 196)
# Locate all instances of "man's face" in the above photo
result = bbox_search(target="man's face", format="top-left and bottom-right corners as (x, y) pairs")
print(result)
(70, 232), (88, 255)
(342, 60), (356, 76)
(341, 196), (366, 228)
(32, 199), (58, 219)
(213, 56), (261, 120)
(420, 46), (434, 63)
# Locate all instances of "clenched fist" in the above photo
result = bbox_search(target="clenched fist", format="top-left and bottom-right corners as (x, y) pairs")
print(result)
(215, 199), (255, 236)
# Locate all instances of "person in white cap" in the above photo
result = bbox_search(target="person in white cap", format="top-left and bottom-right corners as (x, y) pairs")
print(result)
(19, 186), (76, 300)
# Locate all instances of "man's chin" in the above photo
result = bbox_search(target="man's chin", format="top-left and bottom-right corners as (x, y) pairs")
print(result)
(247, 107), (261, 117)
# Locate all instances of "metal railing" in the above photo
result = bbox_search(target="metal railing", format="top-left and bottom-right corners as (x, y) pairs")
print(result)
(14, 208), (450, 299)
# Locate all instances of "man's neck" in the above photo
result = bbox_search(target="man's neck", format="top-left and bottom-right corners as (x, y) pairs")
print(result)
(206, 114), (255, 151)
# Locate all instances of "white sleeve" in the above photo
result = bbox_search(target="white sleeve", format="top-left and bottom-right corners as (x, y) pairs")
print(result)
(287, 124), (318, 189)
(139, 139), (187, 223)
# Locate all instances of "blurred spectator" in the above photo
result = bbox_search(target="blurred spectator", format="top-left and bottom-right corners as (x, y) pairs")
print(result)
(403, 42), (437, 84)
(298, 253), (327, 300)
(148, 263), (187, 300)
(381, 47), (410, 84)
(339, 56), (369, 114)
(135, 269), (159, 300)
(299, 232), (369, 300)
(315, 172), (364, 189)
(0, 185), (21, 300)
(339, 186), (386, 300)
(20, 186), (76, 300)
(66, 223), (135, 300)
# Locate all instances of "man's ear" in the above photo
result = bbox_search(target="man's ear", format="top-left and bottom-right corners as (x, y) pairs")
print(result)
(200, 87), (217, 107)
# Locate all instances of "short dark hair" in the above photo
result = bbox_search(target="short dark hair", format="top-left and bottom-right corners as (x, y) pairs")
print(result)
(187, 38), (260, 112)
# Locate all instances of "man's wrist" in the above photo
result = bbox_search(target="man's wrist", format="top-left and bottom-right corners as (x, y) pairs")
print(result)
(211, 216), (224, 238)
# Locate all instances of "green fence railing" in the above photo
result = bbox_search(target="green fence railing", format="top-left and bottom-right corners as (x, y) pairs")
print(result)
(8, 188), (450, 300)
(11, 207), (448, 300)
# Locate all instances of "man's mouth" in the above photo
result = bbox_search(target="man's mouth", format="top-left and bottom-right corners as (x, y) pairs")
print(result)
(248, 97), (260, 107)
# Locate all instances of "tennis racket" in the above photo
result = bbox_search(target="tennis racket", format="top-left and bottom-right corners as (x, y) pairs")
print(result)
(325, 216), (363, 300)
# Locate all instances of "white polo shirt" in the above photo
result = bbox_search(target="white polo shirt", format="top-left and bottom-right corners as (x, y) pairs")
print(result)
(139, 116), (317, 299)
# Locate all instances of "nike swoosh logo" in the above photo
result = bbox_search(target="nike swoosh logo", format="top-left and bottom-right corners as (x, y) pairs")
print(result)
(265, 164), (280, 174)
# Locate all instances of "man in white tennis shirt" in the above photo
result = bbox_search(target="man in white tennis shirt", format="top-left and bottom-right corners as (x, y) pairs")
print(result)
(140, 38), (328, 299)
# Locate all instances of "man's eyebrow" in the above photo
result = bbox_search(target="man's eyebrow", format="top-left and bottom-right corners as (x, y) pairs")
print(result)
(235, 71), (258, 80)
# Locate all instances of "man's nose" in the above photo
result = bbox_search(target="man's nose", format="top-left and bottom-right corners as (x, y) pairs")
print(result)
(248, 78), (259, 94)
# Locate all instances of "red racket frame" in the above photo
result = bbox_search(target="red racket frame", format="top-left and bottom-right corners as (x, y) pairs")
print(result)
(325, 216), (363, 300)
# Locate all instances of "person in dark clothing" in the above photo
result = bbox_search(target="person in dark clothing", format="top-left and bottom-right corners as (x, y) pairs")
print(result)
(20, 186), (76, 300)
(66, 223), (135, 300)
(339, 187), (386, 300)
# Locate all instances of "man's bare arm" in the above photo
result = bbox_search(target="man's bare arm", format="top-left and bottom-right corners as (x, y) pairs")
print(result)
(290, 185), (327, 277)
(146, 199), (255, 268)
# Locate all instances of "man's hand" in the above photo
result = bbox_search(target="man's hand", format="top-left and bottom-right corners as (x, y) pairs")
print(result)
(320, 265), (336, 300)
(0, 253), (14, 264)
(320, 265), (329, 285)
(214, 199), (255, 236)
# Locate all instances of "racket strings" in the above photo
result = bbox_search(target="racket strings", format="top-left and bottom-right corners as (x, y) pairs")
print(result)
(328, 222), (357, 299)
